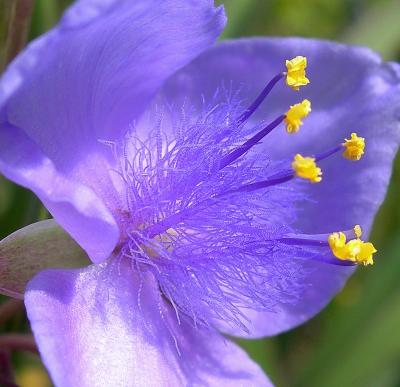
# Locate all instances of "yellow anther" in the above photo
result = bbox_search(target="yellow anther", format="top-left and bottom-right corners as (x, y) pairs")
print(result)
(328, 227), (377, 266)
(353, 224), (362, 239)
(292, 154), (322, 183)
(345, 239), (376, 266)
(328, 232), (347, 257)
(285, 56), (310, 91)
(343, 132), (365, 161)
(284, 99), (311, 133)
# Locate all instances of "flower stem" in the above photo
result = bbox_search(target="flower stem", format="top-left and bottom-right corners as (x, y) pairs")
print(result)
(0, 334), (38, 354)
(0, 0), (34, 72)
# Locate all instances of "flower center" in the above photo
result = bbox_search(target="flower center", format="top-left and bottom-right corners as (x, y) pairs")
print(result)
(114, 55), (376, 330)
(122, 54), (375, 270)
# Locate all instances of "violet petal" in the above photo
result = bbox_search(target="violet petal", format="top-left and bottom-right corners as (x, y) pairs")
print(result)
(25, 260), (271, 386)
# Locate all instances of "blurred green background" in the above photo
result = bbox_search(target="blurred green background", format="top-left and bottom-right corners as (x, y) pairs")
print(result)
(1, 0), (400, 386)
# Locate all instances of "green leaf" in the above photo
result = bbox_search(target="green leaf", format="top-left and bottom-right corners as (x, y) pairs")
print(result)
(0, 219), (90, 299)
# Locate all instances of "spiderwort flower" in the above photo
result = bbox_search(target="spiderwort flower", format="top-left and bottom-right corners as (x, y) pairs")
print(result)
(0, 0), (400, 386)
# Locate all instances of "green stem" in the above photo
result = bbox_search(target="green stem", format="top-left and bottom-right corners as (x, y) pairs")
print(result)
(0, 0), (34, 72)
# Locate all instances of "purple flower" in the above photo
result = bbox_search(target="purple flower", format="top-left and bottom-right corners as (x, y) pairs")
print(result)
(0, 0), (400, 385)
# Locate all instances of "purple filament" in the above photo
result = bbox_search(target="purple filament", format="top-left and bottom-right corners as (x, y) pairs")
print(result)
(315, 145), (342, 162)
(236, 73), (284, 125)
(279, 228), (357, 247)
(227, 171), (293, 193)
(219, 115), (285, 169)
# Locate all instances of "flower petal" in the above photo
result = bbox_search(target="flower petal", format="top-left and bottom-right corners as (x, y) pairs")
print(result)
(0, 219), (89, 299)
(0, 0), (226, 263)
(159, 38), (400, 336)
(25, 261), (271, 386)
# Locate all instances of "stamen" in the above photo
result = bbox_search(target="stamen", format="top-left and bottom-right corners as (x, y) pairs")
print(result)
(222, 130), (366, 197)
(292, 154), (322, 183)
(279, 227), (358, 247)
(284, 99), (311, 133)
(316, 133), (366, 162)
(328, 225), (376, 266)
(236, 73), (284, 124)
(236, 55), (310, 125)
(219, 115), (285, 169)
(224, 130), (366, 195)
(342, 132), (365, 161)
(285, 56), (310, 91)
(279, 226), (375, 266)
